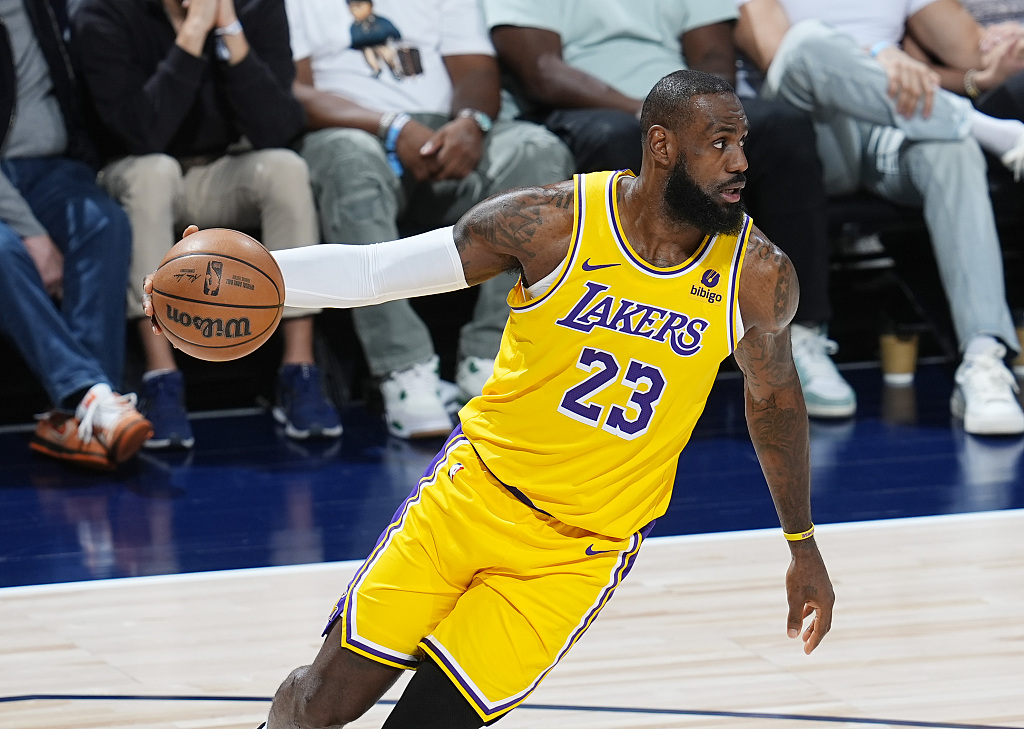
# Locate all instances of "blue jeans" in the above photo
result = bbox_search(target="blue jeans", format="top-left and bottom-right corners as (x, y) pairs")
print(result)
(0, 157), (132, 408)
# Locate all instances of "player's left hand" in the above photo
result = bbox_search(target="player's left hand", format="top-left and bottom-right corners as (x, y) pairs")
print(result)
(142, 224), (200, 333)
(785, 538), (834, 654)
(418, 118), (484, 181)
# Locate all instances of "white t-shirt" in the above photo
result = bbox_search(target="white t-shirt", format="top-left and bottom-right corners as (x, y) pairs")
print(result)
(482, 0), (737, 99)
(285, 0), (494, 113)
(737, 0), (939, 47)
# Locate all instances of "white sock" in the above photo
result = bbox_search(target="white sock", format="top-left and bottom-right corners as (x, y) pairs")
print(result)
(969, 110), (1024, 157)
(964, 334), (1001, 357)
(142, 368), (176, 382)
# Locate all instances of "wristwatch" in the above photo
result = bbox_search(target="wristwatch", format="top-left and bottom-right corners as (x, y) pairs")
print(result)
(456, 108), (493, 134)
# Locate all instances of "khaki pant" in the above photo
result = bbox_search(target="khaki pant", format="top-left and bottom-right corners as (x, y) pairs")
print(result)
(98, 149), (321, 318)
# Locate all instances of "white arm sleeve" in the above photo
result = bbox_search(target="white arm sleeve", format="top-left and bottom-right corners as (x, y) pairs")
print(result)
(273, 227), (468, 309)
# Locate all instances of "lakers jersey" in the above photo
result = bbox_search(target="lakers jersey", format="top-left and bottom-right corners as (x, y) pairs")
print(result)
(460, 170), (751, 538)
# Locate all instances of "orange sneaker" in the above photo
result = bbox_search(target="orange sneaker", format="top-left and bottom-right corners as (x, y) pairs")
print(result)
(75, 383), (154, 464)
(30, 411), (114, 470)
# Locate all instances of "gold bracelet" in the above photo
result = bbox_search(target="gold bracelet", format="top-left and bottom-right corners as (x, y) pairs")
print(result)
(964, 68), (981, 100)
(783, 524), (815, 541)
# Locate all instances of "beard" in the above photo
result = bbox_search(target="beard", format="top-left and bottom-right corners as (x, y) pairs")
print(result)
(663, 156), (746, 235)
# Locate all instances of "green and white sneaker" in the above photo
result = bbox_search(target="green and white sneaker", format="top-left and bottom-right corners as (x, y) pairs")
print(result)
(380, 355), (453, 439)
(790, 323), (857, 419)
(456, 356), (496, 402)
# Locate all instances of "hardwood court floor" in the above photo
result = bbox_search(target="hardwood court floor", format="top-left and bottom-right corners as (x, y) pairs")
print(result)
(1, 511), (1023, 729)
(1, 361), (1024, 729)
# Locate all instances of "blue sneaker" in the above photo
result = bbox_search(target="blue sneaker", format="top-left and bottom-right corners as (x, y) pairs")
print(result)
(140, 370), (195, 449)
(274, 363), (343, 439)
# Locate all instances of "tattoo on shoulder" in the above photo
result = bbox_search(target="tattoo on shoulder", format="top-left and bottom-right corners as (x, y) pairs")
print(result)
(462, 186), (573, 260)
(773, 256), (793, 324)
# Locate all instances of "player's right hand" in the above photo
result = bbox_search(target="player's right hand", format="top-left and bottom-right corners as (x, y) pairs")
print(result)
(143, 225), (200, 334)
(785, 539), (835, 654)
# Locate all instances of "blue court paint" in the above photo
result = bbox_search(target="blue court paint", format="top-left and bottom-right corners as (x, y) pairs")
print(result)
(1, 363), (1022, 588)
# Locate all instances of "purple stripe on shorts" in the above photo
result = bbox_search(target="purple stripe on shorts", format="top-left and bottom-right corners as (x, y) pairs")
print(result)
(422, 527), (649, 718)
(331, 428), (469, 662)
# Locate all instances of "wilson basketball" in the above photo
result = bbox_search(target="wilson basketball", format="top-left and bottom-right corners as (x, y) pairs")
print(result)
(151, 228), (285, 362)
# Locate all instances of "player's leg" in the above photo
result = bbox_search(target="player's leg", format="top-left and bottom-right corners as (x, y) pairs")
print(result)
(267, 618), (403, 728)
(269, 429), (483, 727)
(381, 657), (484, 729)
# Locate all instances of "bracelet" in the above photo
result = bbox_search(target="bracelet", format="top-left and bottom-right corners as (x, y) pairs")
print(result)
(783, 524), (815, 541)
(384, 113), (411, 177)
(869, 41), (892, 58)
(215, 20), (243, 36)
(377, 112), (398, 141)
(964, 68), (981, 100)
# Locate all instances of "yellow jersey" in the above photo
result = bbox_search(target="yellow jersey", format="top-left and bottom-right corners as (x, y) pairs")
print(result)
(460, 169), (751, 538)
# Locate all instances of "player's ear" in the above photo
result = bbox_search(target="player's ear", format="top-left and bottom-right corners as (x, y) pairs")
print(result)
(645, 125), (675, 168)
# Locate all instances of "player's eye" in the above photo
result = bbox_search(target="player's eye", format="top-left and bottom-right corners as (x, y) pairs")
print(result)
(713, 139), (726, 149)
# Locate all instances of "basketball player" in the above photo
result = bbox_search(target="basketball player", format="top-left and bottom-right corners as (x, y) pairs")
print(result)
(146, 69), (834, 729)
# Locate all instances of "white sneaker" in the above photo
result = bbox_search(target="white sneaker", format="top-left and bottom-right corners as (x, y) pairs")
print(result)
(380, 356), (453, 439)
(1001, 135), (1024, 182)
(790, 324), (857, 418)
(456, 356), (495, 402)
(950, 342), (1024, 435)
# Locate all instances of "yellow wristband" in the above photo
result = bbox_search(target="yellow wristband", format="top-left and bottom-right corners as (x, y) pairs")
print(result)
(783, 524), (815, 541)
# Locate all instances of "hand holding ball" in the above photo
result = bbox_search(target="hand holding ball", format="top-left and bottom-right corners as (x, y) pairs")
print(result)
(149, 228), (284, 362)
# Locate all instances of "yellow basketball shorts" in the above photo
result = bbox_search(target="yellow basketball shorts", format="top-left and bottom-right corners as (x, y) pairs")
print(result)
(322, 426), (650, 721)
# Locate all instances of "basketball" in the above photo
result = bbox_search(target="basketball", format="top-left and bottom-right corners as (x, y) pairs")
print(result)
(151, 228), (285, 362)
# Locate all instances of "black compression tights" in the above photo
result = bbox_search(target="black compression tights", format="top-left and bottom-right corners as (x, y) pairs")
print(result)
(381, 657), (498, 728)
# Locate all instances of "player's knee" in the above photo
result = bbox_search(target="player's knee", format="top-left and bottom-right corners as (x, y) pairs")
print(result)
(272, 665), (363, 729)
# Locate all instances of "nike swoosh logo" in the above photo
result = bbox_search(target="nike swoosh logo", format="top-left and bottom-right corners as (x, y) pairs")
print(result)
(581, 258), (621, 272)
(585, 544), (616, 556)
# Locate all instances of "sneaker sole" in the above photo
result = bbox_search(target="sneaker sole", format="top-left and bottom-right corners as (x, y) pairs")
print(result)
(950, 389), (1024, 435)
(29, 439), (114, 470)
(108, 420), (155, 463)
(385, 414), (453, 440)
(272, 407), (343, 440)
(144, 435), (196, 450)
(805, 401), (857, 419)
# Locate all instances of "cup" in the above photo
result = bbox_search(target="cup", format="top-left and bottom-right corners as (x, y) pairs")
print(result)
(879, 332), (918, 385)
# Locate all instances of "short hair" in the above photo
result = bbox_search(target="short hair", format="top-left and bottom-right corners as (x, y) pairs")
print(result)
(639, 70), (737, 135)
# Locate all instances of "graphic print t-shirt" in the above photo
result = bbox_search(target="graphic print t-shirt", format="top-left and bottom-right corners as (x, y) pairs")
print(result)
(284, 0), (494, 113)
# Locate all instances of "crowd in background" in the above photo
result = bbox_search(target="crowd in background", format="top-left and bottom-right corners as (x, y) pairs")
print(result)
(3, 0), (1024, 471)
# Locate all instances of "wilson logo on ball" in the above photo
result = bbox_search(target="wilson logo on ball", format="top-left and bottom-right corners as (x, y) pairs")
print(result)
(164, 305), (252, 339)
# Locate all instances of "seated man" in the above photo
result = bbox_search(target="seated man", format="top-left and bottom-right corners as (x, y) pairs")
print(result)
(483, 0), (856, 419)
(71, 0), (340, 449)
(284, 0), (574, 439)
(903, 0), (1024, 152)
(1, 0), (151, 469)
(737, 0), (1024, 435)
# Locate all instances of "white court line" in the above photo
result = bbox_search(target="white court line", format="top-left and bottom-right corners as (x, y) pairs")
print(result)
(2, 507), (1020, 597)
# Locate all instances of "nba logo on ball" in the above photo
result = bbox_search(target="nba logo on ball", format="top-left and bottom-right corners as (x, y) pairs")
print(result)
(205, 260), (224, 296)
(151, 228), (285, 362)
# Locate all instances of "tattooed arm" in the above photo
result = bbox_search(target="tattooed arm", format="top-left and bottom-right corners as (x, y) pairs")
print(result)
(141, 184), (575, 318)
(733, 225), (834, 655)
(453, 180), (576, 288)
